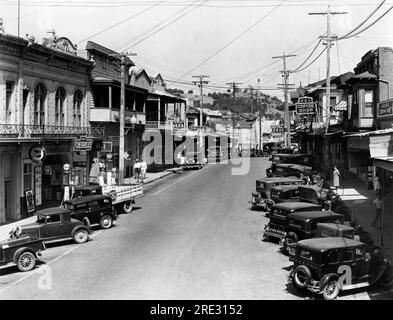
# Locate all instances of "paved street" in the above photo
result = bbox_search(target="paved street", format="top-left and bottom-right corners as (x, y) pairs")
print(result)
(0, 158), (381, 300)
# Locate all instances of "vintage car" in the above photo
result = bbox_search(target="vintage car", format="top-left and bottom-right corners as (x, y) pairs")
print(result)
(184, 151), (205, 170)
(266, 163), (313, 178)
(270, 185), (300, 206)
(64, 194), (117, 229)
(1, 232), (45, 272)
(72, 183), (143, 214)
(271, 153), (313, 167)
(207, 146), (224, 163)
(250, 177), (304, 211)
(16, 207), (92, 244)
(280, 211), (345, 252)
(263, 202), (322, 241)
(288, 237), (393, 300)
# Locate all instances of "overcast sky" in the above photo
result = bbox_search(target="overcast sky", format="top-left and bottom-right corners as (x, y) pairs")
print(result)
(1, 0), (393, 99)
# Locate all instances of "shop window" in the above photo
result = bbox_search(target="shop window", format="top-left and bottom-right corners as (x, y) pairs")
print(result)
(34, 83), (46, 125)
(55, 87), (66, 126)
(358, 89), (374, 117)
(73, 90), (83, 127)
(23, 162), (33, 191)
(5, 81), (14, 123)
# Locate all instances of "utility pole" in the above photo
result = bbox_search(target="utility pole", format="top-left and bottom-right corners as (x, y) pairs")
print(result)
(309, 6), (347, 134)
(192, 75), (209, 127)
(109, 52), (137, 184)
(226, 82), (242, 154)
(273, 53), (296, 147)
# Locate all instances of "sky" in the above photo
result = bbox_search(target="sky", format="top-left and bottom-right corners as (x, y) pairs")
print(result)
(1, 0), (393, 99)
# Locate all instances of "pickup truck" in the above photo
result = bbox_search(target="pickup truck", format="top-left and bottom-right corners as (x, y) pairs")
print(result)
(72, 183), (143, 214)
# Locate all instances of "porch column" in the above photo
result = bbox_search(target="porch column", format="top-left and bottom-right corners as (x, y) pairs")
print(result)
(17, 60), (24, 127)
(108, 86), (112, 109)
(158, 97), (161, 123)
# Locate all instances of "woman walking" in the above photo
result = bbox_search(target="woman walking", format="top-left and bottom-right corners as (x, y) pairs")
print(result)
(333, 165), (340, 195)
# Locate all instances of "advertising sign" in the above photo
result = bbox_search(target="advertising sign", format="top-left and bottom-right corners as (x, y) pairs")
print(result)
(74, 138), (93, 151)
(25, 190), (35, 213)
(295, 96), (316, 115)
(34, 166), (42, 206)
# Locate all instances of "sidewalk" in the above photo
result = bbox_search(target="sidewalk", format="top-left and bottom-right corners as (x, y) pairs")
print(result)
(335, 175), (393, 261)
(0, 167), (184, 242)
(124, 167), (183, 184)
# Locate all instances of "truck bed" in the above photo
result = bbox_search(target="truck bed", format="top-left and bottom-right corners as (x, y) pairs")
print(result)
(101, 184), (143, 204)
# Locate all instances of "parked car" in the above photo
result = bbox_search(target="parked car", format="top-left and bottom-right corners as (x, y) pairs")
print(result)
(207, 146), (224, 163)
(266, 163), (313, 178)
(72, 183), (143, 214)
(262, 202), (322, 241)
(271, 153), (313, 167)
(16, 207), (92, 244)
(64, 194), (117, 229)
(288, 237), (393, 300)
(1, 232), (45, 272)
(270, 185), (300, 205)
(184, 151), (205, 170)
(250, 177), (304, 211)
(280, 211), (345, 252)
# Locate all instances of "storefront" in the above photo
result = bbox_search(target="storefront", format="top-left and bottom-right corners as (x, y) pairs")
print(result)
(346, 135), (373, 184)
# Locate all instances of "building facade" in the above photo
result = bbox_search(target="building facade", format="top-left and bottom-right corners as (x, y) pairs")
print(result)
(0, 30), (103, 223)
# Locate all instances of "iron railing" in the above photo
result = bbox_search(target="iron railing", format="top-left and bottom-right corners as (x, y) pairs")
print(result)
(0, 124), (105, 138)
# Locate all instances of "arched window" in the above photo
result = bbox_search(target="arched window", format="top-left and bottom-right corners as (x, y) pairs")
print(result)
(55, 87), (66, 126)
(73, 90), (83, 127)
(34, 83), (46, 125)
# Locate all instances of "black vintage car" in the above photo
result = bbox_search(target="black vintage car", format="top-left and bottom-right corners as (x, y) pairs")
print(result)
(64, 194), (117, 229)
(184, 151), (205, 170)
(288, 237), (393, 300)
(17, 207), (92, 244)
(280, 211), (345, 252)
(250, 177), (304, 211)
(270, 185), (300, 205)
(263, 202), (322, 241)
(1, 232), (45, 272)
(271, 153), (313, 166)
(266, 163), (313, 178)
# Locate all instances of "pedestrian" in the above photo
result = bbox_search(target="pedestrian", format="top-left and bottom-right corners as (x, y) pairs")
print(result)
(372, 194), (383, 229)
(373, 175), (382, 195)
(140, 160), (147, 182)
(333, 165), (340, 194)
(133, 159), (141, 182)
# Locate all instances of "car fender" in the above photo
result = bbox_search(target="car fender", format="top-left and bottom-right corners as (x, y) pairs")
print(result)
(318, 273), (340, 293)
(13, 247), (37, 264)
(71, 225), (91, 238)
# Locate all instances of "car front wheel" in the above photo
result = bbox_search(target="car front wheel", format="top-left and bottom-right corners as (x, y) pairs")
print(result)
(73, 229), (89, 244)
(321, 280), (340, 300)
(17, 251), (36, 272)
(100, 215), (113, 229)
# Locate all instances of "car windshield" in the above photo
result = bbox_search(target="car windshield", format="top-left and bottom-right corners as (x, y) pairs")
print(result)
(300, 249), (314, 261)
(36, 215), (46, 223)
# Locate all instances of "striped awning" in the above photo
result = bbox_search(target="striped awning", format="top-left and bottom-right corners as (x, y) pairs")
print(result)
(333, 100), (347, 111)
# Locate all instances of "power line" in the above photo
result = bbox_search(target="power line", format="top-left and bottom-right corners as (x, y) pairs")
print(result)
(291, 47), (326, 74)
(290, 37), (323, 73)
(176, 0), (288, 81)
(119, 0), (208, 51)
(75, 0), (165, 45)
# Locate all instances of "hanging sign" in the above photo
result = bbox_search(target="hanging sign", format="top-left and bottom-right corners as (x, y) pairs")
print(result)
(295, 96), (316, 115)
(29, 145), (46, 163)
(25, 190), (35, 213)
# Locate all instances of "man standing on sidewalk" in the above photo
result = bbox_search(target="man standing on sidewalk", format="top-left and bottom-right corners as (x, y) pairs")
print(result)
(372, 194), (384, 229)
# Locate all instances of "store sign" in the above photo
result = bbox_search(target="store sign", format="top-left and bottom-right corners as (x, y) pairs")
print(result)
(369, 134), (393, 158)
(378, 100), (393, 117)
(74, 138), (93, 151)
(271, 125), (285, 133)
(295, 96), (316, 115)
(29, 145), (46, 163)
(34, 166), (42, 206)
(101, 141), (113, 153)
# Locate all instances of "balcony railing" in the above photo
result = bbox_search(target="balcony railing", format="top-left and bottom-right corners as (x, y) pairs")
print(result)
(0, 124), (105, 138)
(145, 121), (175, 131)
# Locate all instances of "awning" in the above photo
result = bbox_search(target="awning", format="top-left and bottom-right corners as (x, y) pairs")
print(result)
(372, 157), (393, 172)
(333, 100), (347, 111)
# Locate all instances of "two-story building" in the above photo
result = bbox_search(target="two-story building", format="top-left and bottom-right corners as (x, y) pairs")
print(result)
(0, 30), (103, 223)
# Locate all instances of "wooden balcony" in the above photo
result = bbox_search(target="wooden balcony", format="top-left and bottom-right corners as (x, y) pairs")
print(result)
(90, 108), (146, 125)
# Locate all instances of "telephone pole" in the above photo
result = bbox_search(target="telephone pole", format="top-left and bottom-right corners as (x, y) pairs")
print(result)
(273, 53), (296, 147)
(309, 6), (347, 134)
(192, 75), (209, 127)
(226, 82), (242, 154)
(109, 52), (137, 184)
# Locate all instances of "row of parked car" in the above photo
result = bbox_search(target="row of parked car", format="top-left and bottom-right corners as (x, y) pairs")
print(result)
(250, 152), (393, 300)
(0, 184), (143, 274)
